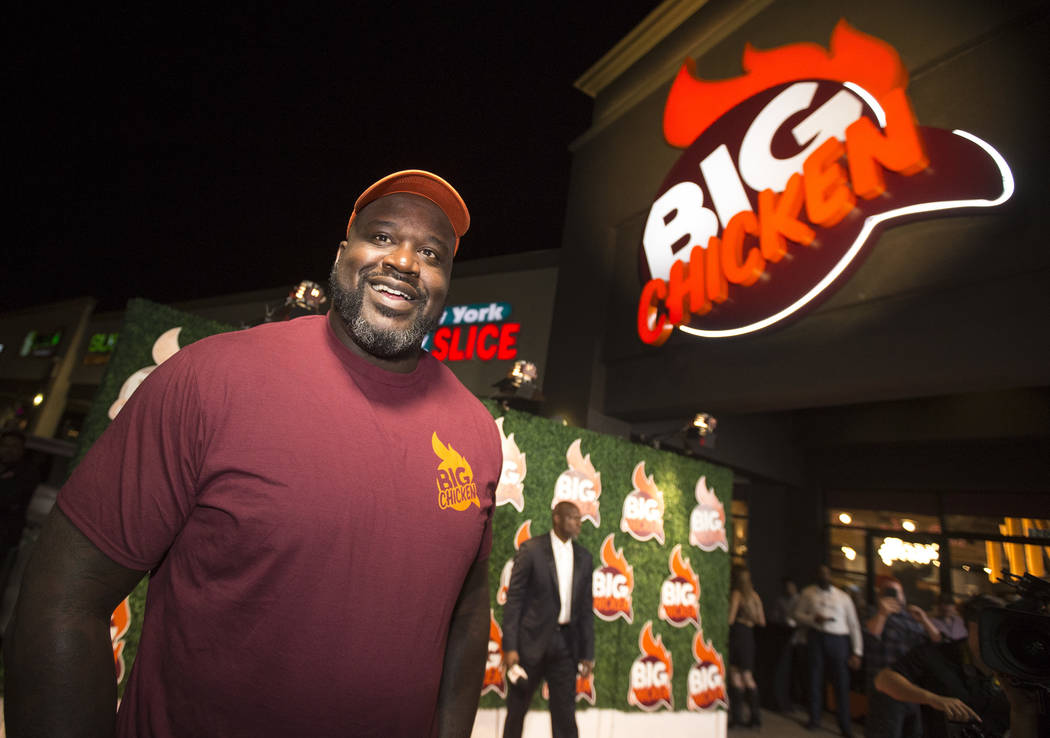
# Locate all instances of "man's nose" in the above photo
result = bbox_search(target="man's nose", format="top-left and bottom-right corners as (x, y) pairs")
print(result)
(382, 242), (420, 273)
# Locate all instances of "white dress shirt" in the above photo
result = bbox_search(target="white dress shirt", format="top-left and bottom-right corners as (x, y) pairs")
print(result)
(793, 584), (863, 657)
(550, 531), (574, 624)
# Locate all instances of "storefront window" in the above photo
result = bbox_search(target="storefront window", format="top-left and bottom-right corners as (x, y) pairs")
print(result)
(731, 499), (748, 568)
(829, 527), (865, 575)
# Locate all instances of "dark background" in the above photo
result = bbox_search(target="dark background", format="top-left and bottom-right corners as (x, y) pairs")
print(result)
(7, 3), (660, 312)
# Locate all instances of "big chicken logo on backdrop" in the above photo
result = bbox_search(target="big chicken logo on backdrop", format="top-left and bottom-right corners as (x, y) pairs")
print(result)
(658, 544), (701, 628)
(592, 533), (635, 623)
(497, 520), (533, 606)
(494, 417), (527, 511)
(620, 462), (666, 544)
(638, 20), (1013, 343)
(689, 476), (728, 552)
(482, 610), (507, 698)
(628, 621), (674, 711)
(687, 627), (728, 711)
(551, 439), (602, 526)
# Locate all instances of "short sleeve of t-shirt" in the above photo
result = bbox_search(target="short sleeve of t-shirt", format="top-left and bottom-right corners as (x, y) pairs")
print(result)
(58, 347), (206, 571)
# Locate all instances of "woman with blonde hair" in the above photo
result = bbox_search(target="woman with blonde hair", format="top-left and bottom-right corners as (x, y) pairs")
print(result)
(729, 566), (766, 727)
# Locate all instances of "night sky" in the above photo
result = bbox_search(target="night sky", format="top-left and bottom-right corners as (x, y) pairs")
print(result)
(8, 3), (660, 313)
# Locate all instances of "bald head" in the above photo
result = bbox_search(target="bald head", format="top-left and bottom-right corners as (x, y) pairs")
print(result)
(552, 501), (582, 542)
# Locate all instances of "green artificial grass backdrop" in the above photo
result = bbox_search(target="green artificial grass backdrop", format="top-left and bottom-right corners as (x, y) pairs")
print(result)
(28, 299), (731, 715)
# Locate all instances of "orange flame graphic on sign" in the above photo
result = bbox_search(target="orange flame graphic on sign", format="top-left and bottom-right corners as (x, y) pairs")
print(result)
(640, 621), (671, 667)
(552, 438), (602, 526)
(670, 545), (699, 592)
(688, 627), (728, 711)
(498, 520), (533, 606)
(690, 476), (728, 552)
(664, 19), (907, 147)
(433, 432), (479, 511)
(620, 462), (666, 544)
(111, 597), (131, 682)
(482, 609), (507, 698)
(495, 417), (527, 511)
(600, 534), (634, 590)
(514, 520), (532, 550)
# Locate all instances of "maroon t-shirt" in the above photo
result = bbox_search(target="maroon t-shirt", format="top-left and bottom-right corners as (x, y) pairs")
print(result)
(58, 315), (501, 737)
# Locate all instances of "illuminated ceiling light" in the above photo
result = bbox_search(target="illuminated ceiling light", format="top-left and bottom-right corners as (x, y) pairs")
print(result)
(838, 512), (852, 525)
(878, 537), (939, 567)
(901, 519), (917, 532)
(841, 546), (857, 561)
(32, 393), (44, 406)
(983, 567), (992, 574)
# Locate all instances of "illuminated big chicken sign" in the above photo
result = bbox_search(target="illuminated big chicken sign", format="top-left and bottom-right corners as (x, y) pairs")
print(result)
(658, 545), (700, 628)
(592, 534), (635, 623)
(638, 20), (1013, 342)
(627, 621), (674, 711)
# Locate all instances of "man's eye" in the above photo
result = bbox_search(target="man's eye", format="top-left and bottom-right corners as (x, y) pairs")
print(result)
(374, 233), (391, 243)
(421, 248), (438, 259)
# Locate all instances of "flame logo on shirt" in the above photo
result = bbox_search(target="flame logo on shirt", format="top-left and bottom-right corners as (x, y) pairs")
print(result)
(620, 462), (666, 544)
(497, 520), (532, 606)
(432, 432), (479, 511)
(111, 597), (132, 682)
(482, 609), (507, 698)
(687, 626), (728, 711)
(593, 533), (634, 623)
(628, 621), (674, 711)
(689, 476), (728, 552)
(494, 417), (526, 511)
(551, 439), (601, 526)
(658, 545), (701, 628)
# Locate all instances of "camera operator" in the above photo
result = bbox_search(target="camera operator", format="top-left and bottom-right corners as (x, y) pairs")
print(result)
(874, 594), (1043, 738)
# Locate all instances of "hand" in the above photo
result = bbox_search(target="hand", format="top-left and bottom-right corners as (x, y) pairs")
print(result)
(878, 597), (902, 616)
(848, 654), (861, 670)
(503, 650), (519, 669)
(927, 694), (980, 723)
(813, 614), (831, 625)
(906, 604), (928, 623)
(578, 660), (594, 678)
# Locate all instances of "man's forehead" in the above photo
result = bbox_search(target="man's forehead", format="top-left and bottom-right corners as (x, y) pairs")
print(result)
(356, 193), (456, 240)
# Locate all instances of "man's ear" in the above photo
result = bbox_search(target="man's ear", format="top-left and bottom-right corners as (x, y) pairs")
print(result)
(336, 240), (348, 257)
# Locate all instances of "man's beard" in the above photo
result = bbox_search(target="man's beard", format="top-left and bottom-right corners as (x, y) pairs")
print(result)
(328, 264), (441, 361)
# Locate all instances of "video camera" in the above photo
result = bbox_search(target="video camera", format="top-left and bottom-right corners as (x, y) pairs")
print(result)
(978, 572), (1050, 690)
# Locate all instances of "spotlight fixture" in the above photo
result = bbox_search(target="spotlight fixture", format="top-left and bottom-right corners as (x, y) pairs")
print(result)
(32, 393), (44, 407)
(264, 280), (328, 323)
(689, 413), (717, 436)
(839, 512), (853, 525)
(493, 360), (538, 394)
(901, 519), (917, 533)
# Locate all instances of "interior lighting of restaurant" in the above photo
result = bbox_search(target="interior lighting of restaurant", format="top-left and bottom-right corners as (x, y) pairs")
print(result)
(841, 546), (857, 561)
(877, 537), (939, 567)
(901, 519), (917, 532)
(32, 393), (44, 406)
(838, 512), (852, 525)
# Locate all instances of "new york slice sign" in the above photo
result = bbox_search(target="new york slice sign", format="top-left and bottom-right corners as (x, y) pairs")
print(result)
(637, 20), (1013, 343)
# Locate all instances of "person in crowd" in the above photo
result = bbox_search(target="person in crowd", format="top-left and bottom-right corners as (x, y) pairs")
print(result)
(4, 170), (503, 738)
(728, 567), (767, 726)
(865, 575), (943, 738)
(0, 430), (40, 592)
(501, 501), (595, 738)
(874, 594), (1044, 738)
(771, 577), (808, 713)
(929, 595), (967, 641)
(793, 564), (863, 738)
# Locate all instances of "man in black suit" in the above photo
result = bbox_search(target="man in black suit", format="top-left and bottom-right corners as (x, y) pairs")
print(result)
(502, 501), (595, 738)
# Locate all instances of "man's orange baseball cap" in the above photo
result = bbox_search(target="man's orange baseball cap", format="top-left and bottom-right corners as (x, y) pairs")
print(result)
(345, 169), (470, 254)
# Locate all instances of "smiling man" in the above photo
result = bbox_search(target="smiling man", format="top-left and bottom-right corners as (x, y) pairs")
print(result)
(4, 170), (503, 738)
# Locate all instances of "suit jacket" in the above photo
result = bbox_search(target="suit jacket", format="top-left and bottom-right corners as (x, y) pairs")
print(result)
(502, 533), (595, 666)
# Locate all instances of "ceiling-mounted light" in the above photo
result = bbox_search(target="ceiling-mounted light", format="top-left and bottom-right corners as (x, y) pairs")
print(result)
(839, 512), (852, 525)
(902, 519), (917, 533)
